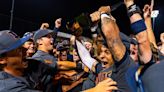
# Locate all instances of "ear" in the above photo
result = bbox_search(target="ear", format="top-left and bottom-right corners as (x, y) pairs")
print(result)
(36, 39), (43, 45)
(0, 57), (7, 65)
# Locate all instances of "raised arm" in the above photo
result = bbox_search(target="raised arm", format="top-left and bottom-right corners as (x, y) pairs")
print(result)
(101, 14), (126, 62)
(40, 23), (49, 29)
(124, 0), (152, 64)
(90, 6), (126, 62)
(143, 4), (157, 48)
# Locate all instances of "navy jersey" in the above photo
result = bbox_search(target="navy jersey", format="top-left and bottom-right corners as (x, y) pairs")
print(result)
(32, 50), (59, 92)
(111, 51), (138, 92)
(0, 71), (41, 92)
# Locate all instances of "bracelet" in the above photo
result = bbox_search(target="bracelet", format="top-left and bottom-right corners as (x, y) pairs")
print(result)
(127, 4), (142, 17)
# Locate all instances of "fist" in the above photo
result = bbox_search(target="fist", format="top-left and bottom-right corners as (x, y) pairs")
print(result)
(98, 6), (111, 14)
(90, 11), (101, 22)
(124, 0), (134, 8)
(55, 18), (62, 28)
(143, 4), (151, 18)
(40, 23), (49, 29)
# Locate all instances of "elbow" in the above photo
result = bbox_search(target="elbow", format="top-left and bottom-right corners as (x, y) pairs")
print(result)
(136, 31), (149, 44)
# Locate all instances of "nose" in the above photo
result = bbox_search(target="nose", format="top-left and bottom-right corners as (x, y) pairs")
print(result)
(30, 44), (34, 48)
(99, 53), (105, 60)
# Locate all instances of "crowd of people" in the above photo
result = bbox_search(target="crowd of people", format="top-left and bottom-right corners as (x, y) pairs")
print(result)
(0, 0), (164, 92)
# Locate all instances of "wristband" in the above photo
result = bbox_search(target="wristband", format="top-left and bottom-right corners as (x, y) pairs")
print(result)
(131, 19), (147, 35)
(101, 13), (111, 20)
(127, 4), (142, 17)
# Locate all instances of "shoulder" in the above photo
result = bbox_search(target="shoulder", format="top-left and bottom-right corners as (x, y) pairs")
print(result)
(142, 61), (164, 92)
(0, 73), (32, 92)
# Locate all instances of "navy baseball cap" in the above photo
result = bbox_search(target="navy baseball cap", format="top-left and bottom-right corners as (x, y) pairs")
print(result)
(33, 29), (55, 43)
(119, 32), (138, 50)
(0, 30), (32, 54)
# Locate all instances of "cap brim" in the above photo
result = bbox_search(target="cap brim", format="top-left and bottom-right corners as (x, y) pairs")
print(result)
(0, 35), (31, 54)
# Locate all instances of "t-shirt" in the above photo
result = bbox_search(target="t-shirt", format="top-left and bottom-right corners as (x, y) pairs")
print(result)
(32, 50), (59, 92)
(111, 51), (138, 92)
(0, 71), (41, 92)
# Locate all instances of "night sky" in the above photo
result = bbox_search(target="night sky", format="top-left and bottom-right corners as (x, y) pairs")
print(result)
(0, 0), (163, 42)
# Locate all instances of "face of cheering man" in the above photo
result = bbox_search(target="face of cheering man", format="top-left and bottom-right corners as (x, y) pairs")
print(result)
(23, 39), (35, 57)
(37, 34), (54, 53)
(0, 46), (28, 76)
(97, 44), (114, 70)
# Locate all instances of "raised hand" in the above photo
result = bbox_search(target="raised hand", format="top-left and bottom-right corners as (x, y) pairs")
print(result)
(90, 11), (101, 22)
(40, 23), (49, 29)
(98, 6), (111, 14)
(124, 0), (134, 8)
(55, 18), (62, 29)
(143, 4), (151, 19)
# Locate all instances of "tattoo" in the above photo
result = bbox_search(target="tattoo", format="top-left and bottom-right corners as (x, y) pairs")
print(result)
(107, 39), (126, 61)
(101, 15), (126, 62)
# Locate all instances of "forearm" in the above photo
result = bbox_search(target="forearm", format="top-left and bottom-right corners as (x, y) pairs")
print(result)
(145, 18), (157, 48)
(102, 19), (126, 62)
(57, 61), (76, 70)
(136, 32), (152, 63)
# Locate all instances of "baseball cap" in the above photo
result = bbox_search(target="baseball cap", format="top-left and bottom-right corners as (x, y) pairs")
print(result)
(23, 32), (34, 42)
(119, 32), (138, 50)
(33, 29), (55, 43)
(0, 30), (32, 54)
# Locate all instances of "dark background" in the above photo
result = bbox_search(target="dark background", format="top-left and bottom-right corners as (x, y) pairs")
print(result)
(0, 0), (163, 42)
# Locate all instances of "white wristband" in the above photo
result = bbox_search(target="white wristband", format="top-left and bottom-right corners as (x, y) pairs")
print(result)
(101, 13), (111, 20)
(91, 24), (98, 32)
